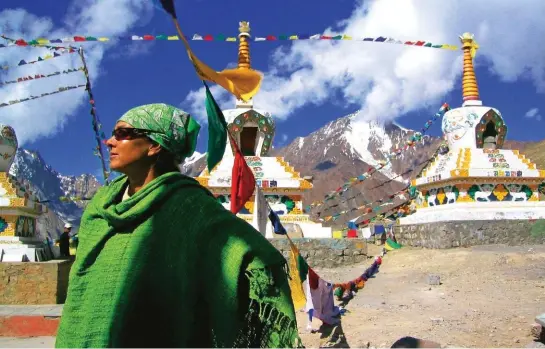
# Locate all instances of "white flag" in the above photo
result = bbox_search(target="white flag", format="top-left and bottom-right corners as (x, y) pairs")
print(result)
(252, 186), (268, 236)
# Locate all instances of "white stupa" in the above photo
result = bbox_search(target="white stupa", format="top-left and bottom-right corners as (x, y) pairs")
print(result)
(400, 33), (545, 225)
(195, 22), (331, 238)
(0, 124), (49, 262)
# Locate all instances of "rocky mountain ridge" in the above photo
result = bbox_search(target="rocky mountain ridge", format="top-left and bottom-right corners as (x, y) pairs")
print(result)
(9, 148), (101, 240)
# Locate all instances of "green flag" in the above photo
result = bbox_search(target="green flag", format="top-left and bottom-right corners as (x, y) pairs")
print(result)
(204, 82), (228, 172)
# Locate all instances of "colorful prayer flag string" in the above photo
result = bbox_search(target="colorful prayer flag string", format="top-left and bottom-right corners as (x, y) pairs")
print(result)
(321, 184), (411, 224)
(280, 212), (391, 328)
(307, 103), (450, 213)
(0, 48), (76, 70)
(316, 156), (433, 220)
(0, 84), (85, 109)
(1, 34), (75, 51)
(0, 67), (83, 86)
(77, 47), (110, 185)
(3, 34), (458, 50)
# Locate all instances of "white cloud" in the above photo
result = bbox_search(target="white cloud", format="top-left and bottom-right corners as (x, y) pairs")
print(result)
(109, 41), (155, 60)
(183, 83), (231, 122)
(525, 107), (542, 121)
(182, 0), (545, 127)
(0, 0), (154, 145)
(276, 133), (289, 147)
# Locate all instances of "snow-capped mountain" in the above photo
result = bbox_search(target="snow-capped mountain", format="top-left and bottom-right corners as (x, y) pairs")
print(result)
(9, 149), (101, 240)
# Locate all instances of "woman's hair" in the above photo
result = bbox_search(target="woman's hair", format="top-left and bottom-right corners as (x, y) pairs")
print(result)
(154, 149), (181, 174)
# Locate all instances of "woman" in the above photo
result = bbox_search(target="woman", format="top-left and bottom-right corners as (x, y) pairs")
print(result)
(56, 104), (302, 348)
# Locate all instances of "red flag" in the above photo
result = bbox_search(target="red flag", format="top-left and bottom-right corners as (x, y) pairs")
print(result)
(229, 133), (255, 214)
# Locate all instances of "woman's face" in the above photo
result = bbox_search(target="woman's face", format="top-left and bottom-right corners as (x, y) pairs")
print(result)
(106, 121), (160, 174)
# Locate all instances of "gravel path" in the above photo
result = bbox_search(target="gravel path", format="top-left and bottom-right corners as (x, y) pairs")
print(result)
(296, 244), (545, 348)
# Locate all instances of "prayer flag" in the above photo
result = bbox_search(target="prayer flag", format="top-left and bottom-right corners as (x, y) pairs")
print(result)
(203, 82), (227, 172)
(229, 133), (255, 214)
(287, 239), (307, 311)
(268, 209), (287, 235)
(159, 0), (177, 18)
(158, 0), (262, 101)
(385, 238), (402, 250)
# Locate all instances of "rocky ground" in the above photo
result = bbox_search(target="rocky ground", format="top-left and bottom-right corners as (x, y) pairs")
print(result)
(296, 244), (545, 348)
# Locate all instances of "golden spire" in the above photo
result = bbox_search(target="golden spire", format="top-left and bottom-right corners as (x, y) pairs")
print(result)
(238, 21), (251, 69)
(459, 32), (481, 104)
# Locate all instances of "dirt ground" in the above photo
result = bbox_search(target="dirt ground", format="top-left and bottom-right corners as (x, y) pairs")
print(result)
(296, 244), (545, 348)
(1, 244), (543, 348)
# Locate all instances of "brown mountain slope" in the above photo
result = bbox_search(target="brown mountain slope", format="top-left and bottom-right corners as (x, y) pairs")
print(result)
(521, 139), (545, 168)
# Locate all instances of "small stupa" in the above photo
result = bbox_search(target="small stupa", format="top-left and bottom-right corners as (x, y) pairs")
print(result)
(400, 33), (545, 225)
(0, 124), (49, 262)
(195, 22), (331, 238)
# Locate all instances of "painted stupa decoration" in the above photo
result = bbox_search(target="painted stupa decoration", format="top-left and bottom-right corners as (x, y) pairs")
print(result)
(407, 33), (545, 215)
(195, 22), (330, 238)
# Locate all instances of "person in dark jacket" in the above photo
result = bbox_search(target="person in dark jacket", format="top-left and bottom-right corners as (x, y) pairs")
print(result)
(58, 223), (72, 257)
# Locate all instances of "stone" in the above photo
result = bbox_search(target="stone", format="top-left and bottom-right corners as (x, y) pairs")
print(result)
(391, 337), (441, 348)
(530, 323), (543, 339)
(269, 238), (369, 268)
(0, 260), (73, 304)
(430, 317), (444, 324)
(531, 323), (544, 341)
(427, 274), (441, 285)
(537, 314), (545, 327)
(526, 342), (545, 348)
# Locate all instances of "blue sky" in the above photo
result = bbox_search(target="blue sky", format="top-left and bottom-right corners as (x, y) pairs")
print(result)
(0, 0), (544, 180)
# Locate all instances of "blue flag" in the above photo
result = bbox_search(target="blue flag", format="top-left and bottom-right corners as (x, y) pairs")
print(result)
(268, 210), (287, 235)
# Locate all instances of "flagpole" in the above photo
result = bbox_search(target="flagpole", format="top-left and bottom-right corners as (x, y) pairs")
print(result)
(77, 47), (110, 185)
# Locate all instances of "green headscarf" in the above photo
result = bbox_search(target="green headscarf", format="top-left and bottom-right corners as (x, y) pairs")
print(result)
(118, 103), (200, 162)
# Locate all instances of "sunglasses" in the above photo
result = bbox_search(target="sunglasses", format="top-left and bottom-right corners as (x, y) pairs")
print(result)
(111, 128), (162, 141)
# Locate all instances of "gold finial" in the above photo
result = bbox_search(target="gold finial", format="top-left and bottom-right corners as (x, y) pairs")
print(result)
(459, 32), (480, 104)
(459, 32), (479, 58)
(238, 21), (251, 69)
(239, 21), (250, 34)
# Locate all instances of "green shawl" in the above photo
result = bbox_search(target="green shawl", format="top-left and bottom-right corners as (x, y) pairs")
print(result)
(55, 173), (302, 348)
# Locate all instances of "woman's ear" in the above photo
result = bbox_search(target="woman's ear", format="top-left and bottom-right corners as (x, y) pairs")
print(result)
(147, 142), (162, 157)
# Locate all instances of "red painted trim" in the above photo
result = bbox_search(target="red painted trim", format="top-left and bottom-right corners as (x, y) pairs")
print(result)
(0, 316), (59, 337)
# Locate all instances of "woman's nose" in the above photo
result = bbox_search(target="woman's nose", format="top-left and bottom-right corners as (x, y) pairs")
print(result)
(105, 136), (116, 147)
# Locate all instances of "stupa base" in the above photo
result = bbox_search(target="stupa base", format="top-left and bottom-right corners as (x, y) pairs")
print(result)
(0, 237), (53, 262)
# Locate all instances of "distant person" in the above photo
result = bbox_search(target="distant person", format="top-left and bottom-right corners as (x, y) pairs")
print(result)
(57, 223), (72, 258)
(55, 104), (301, 348)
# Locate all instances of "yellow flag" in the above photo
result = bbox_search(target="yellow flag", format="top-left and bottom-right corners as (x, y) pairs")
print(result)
(287, 239), (306, 311)
(469, 41), (479, 58)
(172, 19), (262, 101)
(384, 241), (395, 251)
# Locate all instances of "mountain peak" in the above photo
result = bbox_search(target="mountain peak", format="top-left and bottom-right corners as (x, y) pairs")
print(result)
(9, 148), (101, 239)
